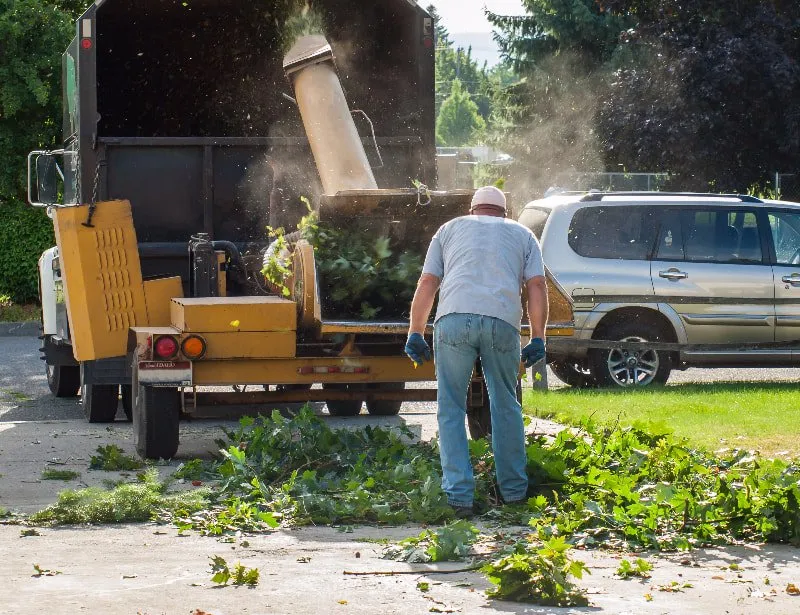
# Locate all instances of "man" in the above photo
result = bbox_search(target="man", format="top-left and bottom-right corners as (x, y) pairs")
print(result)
(405, 186), (548, 516)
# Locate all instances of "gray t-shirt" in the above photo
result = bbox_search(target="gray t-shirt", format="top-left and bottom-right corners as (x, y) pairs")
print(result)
(422, 215), (545, 329)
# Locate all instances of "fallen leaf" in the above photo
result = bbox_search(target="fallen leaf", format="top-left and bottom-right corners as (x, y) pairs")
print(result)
(230, 320), (240, 328)
(338, 600), (348, 605)
(787, 583), (800, 596)
(644, 593), (653, 602)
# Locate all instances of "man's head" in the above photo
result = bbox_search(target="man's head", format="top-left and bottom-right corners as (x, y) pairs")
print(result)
(470, 186), (507, 217)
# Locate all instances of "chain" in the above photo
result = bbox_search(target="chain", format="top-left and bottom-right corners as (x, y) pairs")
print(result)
(82, 153), (105, 228)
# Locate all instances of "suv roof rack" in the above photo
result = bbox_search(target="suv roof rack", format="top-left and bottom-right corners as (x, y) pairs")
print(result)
(579, 192), (763, 204)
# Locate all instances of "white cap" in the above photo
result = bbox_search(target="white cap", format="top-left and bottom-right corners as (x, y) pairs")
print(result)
(470, 186), (507, 210)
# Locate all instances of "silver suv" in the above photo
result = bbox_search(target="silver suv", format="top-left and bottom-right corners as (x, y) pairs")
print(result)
(518, 192), (800, 387)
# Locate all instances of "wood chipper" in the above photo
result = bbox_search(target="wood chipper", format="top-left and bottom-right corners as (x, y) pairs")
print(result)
(29, 3), (574, 459)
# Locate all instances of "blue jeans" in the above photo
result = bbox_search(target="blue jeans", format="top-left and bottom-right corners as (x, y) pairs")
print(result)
(434, 313), (528, 507)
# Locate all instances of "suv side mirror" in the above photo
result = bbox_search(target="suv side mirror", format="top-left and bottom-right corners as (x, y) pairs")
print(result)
(28, 150), (65, 207)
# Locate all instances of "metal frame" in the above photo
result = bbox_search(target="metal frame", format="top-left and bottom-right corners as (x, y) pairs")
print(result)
(27, 150), (66, 207)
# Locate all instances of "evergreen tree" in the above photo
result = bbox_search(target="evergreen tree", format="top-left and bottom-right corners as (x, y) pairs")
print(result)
(435, 79), (486, 146)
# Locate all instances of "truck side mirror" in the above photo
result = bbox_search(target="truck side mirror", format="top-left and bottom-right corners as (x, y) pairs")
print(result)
(28, 150), (64, 207)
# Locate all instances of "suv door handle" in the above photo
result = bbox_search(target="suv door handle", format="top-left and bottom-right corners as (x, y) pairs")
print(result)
(659, 268), (688, 280)
(781, 274), (800, 286)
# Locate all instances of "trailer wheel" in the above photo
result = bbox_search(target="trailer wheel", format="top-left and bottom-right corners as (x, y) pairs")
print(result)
(322, 384), (362, 416)
(366, 383), (404, 416)
(47, 363), (80, 398)
(81, 382), (120, 423)
(133, 384), (180, 460)
(120, 384), (133, 421)
(466, 379), (523, 440)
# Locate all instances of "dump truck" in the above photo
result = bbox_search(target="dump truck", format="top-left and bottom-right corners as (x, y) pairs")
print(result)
(28, 0), (574, 459)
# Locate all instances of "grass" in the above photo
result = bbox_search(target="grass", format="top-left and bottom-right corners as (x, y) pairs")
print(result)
(0, 295), (40, 322)
(524, 382), (800, 458)
(41, 468), (80, 481)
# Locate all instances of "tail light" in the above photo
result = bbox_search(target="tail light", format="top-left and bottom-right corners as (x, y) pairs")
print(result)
(153, 335), (179, 359)
(181, 335), (207, 360)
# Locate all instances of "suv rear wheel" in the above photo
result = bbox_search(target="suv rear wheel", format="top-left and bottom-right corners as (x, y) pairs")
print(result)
(589, 321), (671, 388)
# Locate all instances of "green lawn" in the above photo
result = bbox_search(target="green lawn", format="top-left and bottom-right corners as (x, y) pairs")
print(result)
(524, 382), (800, 458)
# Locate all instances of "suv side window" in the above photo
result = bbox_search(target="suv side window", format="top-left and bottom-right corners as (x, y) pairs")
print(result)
(768, 210), (800, 265)
(654, 210), (684, 260)
(568, 206), (656, 260)
(682, 209), (762, 264)
(518, 206), (550, 239)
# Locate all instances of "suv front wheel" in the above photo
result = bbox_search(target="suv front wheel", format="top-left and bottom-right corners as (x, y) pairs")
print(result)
(589, 321), (671, 388)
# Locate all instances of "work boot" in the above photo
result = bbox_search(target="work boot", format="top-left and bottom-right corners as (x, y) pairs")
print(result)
(450, 504), (475, 520)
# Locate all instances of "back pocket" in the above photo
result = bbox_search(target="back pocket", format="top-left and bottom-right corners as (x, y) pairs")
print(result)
(492, 318), (520, 352)
(436, 314), (471, 347)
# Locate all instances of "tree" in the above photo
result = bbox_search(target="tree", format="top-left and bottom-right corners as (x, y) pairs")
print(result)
(436, 79), (486, 146)
(425, 3), (451, 47)
(0, 0), (80, 301)
(597, 0), (800, 190)
(487, 0), (633, 73)
(483, 1), (623, 195)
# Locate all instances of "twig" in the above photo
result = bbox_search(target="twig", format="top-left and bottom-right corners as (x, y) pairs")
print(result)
(343, 564), (483, 576)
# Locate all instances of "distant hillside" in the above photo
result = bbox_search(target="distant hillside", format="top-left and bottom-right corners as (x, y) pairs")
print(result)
(450, 31), (502, 67)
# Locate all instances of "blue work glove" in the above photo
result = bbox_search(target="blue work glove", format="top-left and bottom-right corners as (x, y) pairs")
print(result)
(405, 333), (432, 365)
(521, 337), (546, 368)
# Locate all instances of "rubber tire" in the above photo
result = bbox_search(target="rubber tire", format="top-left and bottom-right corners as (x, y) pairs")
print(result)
(365, 383), (404, 416)
(81, 382), (120, 423)
(589, 321), (672, 388)
(322, 383), (363, 416)
(120, 384), (133, 421)
(46, 363), (80, 397)
(133, 384), (180, 460)
(549, 360), (596, 388)
(467, 380), (523, 440)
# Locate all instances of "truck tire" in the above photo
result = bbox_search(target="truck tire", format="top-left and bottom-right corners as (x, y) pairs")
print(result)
(322, 383), (362, 416)
(133, 384), (180, 460)
(81, 382), (120, 423)
(365, 383), (404, 416)
(549, 360), (595, 388)
(120, 384), (133, 421)
(588, 321), (671, 388)
(47, 363), (80, 397)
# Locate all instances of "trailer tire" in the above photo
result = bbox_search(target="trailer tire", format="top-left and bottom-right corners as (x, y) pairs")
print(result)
(322, 384), (362, 416)
(121, 384), (133, 421)
(467, 379), (523, 440)
(549, 360), (596, 388)
(81, 382), (119, 423)
(133, 384), (180, 460)
(47, 363), (80, 398)
(366, 383), (404, 416)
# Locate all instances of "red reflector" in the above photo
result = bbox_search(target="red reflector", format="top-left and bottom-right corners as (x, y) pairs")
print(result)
(297, 367), (314, 375)
(327, 367), (341, 373)
(81, 38), (93, 50)
(354, 367), (369, 374)
(423, 37), (433, 48)
(154, 336), (179, 359)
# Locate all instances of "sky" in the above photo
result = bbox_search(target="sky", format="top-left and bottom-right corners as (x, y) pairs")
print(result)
(427, 0), (526, 33)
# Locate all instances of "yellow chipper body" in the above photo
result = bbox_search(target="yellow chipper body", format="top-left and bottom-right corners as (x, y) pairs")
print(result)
(53, 196), (573, 459)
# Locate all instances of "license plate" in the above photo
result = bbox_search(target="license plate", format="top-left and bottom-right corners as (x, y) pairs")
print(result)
(138, 361), (192, 386)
